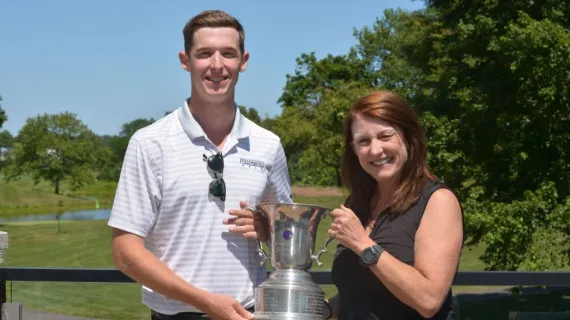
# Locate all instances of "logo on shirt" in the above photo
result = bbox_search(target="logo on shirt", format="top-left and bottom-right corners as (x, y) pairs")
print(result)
(240, 158), (265, 171)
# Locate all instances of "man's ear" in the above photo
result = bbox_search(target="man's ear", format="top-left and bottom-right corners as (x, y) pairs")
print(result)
(179, 51), (190, 72)
(239, 51), (250, 72)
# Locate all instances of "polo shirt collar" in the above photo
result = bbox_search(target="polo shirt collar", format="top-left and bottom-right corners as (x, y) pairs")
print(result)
(179, 98), (250, 140)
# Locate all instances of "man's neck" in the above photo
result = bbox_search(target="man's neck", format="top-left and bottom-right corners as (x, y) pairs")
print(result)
(188, 95), (236, 149)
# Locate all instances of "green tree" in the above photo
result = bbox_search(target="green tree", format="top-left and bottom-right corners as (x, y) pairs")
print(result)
(94, 144), (118, 181)
(238, 105), (278, 132)
(0, 95), (7, 129)
(464, 182), (570, 271)
(0, 130), (14, 147)
(4, 112), (99, 194)
(271, 106), (319, 185)
(277, 82), (372, 186)
(276, 52), (375, 185)
(239, 106), (262, 125)
(120, 118), (155, 138)
(353, 9), (443, 101)
(259, 116), (277, 132)
(114, 118), (154, 159)
(97, 118), (155, 181)
(279, 51), (374, 111)
(369, 3), (570, 270)
(461, 13), (570, 270)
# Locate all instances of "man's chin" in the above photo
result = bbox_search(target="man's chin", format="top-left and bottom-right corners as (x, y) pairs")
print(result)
(206, 89), (228, 96)
(203, 85), (231, 95)
(199, 90), (235, 104)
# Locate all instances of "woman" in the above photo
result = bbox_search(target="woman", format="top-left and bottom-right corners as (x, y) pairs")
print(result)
(326, 91), (463, 319)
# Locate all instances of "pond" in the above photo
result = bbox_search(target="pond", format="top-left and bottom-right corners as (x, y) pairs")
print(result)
(0, 208), (112, 223)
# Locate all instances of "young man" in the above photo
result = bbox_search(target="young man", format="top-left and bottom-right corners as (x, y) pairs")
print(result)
(108, 10), (292, 320)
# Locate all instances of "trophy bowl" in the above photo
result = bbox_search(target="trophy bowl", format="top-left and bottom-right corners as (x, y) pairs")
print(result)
(246, 202), (334, 320)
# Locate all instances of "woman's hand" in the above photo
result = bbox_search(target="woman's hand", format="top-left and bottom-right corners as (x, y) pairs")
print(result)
(328, 205), (376, 254)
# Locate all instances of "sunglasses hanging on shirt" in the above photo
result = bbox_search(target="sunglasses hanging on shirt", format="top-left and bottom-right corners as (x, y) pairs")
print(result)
(204, 152), (226, 201)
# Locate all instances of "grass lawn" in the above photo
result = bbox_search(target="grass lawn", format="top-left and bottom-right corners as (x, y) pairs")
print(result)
(2, 220), (146, 319)
(0, 175), (115, 215)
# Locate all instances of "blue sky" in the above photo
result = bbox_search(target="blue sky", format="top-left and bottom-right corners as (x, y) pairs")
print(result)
(0, 0), (425, 136)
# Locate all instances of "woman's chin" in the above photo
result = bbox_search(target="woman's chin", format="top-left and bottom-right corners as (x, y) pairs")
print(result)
(370, 170), (398, 184)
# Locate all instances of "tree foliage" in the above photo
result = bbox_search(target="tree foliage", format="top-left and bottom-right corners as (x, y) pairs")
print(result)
(0, 95), (7, 129)
(274, 52), (375, 186)
(408, 2), (570, 270)
(3, 112), (100, 194)
(97, 118), (155, 181)
(239, 106), (262, 125)
(0, 130), (14, 148)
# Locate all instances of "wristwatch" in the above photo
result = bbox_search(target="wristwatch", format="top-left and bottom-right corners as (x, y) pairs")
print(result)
(359, 244), (384, 267)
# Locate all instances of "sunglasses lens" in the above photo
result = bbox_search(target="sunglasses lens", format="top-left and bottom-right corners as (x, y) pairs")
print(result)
(206, 152), (225, 201)
(209, 179), (226, 201)
(208, 153), (224, 172)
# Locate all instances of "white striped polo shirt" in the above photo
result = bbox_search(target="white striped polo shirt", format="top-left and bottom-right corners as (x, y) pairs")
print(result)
(108, 101), (293, 314)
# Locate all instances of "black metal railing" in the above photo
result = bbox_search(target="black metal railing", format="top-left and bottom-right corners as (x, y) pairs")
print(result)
(1, 268), (570, 318)
(1, 268), (570, 286)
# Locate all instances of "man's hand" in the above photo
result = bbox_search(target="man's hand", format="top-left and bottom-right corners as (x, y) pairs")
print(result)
(224, 201), (268, 241)
(204, 294), (254, 320)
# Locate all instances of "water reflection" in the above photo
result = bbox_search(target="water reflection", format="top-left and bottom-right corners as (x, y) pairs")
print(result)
(0, 209), (112, 223)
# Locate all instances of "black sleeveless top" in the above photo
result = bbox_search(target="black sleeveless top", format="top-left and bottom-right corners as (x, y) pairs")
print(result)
(331, 180), (455, 320)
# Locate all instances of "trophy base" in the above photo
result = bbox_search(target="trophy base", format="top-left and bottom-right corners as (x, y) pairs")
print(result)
(254, 269), (325, 320)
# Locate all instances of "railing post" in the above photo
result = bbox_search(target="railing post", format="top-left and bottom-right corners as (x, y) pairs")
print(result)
(0, 278), (5, 319)
(0, 231), (21, 320)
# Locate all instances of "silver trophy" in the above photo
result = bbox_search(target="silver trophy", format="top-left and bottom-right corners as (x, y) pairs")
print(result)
(246, 203), (334, 320)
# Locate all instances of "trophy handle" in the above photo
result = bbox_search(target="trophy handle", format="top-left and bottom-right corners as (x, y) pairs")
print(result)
(256, 240), (269, 267)
(313, 211), (334, 267)
(244, 206), (269, 267)
(324, 299), (333, 319)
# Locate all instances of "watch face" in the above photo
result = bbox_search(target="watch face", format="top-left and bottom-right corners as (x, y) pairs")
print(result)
(363, 249), (375, 263)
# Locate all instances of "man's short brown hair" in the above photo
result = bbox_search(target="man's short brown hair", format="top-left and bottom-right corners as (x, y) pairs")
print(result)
(183, 10), (245, 54)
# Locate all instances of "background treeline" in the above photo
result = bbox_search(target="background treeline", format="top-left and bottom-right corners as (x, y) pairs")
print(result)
(1, 0), (569, 272)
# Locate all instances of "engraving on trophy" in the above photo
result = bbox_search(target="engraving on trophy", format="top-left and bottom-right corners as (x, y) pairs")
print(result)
(258, 288), (324, 314)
